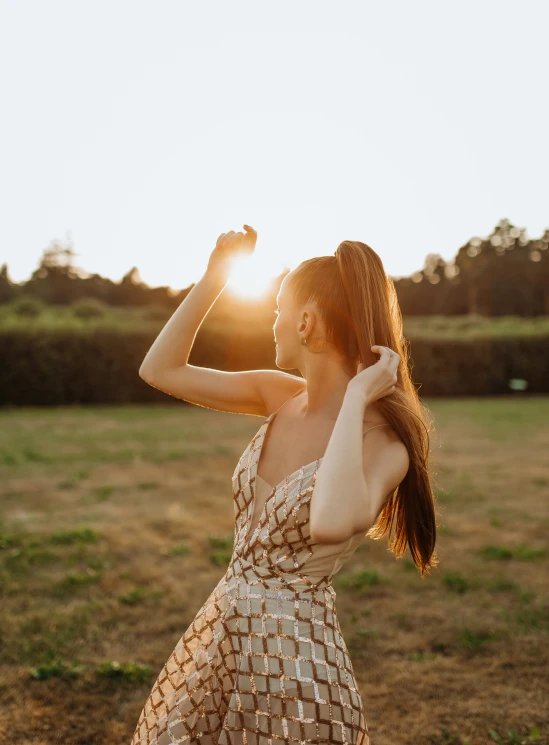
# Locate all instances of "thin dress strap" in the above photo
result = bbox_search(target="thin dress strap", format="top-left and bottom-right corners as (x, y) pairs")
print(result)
(362, 423), (392, 435)
(267, 386), (305, 421)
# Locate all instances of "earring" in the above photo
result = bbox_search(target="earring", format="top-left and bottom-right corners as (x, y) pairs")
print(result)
(301, 336), (331, 352)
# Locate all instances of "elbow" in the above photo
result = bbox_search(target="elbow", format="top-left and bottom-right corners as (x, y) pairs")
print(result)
(310, 520), (365, 545)
(139, 363), (155, 383)
(310, 528), (342, 544)
(310, 527), (355, 544)
(310, 509), (373, 544)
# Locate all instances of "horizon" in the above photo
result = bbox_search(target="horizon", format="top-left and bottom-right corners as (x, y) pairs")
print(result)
(1, 2), (548, 292)
(2, 215), (546, 294)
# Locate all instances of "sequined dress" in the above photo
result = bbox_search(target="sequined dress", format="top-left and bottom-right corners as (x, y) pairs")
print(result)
(130, 411), (389, 745)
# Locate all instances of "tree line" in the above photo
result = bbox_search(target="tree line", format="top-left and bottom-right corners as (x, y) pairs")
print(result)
(1, 218), (547, 317)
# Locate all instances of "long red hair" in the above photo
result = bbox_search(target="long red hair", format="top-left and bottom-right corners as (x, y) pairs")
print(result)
(286, 241), (440, 578)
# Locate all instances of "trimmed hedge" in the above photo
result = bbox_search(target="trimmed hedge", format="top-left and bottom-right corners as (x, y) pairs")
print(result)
(0, 327), (547, 406)
(0, 326), (272, 406)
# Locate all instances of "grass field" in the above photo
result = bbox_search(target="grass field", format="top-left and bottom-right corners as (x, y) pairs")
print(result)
(0, 397), (548, 745)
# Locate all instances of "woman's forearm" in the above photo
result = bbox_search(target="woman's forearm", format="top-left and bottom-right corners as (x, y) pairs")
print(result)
(139, 269), (228, 377)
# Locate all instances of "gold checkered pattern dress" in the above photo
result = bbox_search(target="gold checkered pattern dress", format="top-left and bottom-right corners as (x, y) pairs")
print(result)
(130, 412), (385, 744)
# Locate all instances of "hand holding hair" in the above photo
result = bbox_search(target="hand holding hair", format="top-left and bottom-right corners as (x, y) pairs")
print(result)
(346, 345), (400, 405)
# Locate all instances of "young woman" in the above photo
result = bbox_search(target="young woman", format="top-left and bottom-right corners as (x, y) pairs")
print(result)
(131, 226), (438, 745)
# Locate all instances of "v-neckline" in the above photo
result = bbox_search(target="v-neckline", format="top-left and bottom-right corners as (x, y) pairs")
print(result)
(242, 410), (324, 549)
(256, 411), (324, 496)
(241, 391), (393, 550)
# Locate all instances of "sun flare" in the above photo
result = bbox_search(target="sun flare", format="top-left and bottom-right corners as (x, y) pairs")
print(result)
(225, 255), (284, 299)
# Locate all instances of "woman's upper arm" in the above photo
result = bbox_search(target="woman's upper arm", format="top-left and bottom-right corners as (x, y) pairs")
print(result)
(140, 363), (305, 417)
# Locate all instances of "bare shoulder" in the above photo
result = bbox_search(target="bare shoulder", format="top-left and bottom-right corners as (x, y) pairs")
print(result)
(257, 371), (307, 417)
(363, 406), (395, 435)
(362, 411), (407, 451)
(362, 411), (409, 476)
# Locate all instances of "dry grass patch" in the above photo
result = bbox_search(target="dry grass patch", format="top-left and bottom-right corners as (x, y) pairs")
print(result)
(0, 397), (548, 744)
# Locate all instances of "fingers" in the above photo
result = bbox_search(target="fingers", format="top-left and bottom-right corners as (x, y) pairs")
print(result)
(372, 344), (400, 360)
(371, 345), (392, 364)
(218, 227), (254, 249)
(217, 230), (235, 245)
(220, 230), (237, 247)
(372, 345), (400, 381)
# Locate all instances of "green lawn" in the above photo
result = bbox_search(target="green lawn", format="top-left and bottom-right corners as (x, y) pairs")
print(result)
(0, 397), (548, 745)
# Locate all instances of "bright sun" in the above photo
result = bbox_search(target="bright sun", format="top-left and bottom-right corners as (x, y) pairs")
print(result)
(225, 255), (284, 299)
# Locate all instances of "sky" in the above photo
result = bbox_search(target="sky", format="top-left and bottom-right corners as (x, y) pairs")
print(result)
(1, 0), (548, 297)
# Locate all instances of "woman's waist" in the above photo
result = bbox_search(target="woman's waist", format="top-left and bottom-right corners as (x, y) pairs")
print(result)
(223, 554), (336, 596)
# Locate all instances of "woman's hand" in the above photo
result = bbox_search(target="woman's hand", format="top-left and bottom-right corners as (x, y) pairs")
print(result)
(346, 345), (400, 405)
(206, 224), (257, 280)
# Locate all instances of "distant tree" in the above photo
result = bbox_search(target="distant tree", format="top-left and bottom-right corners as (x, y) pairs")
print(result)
(455, 219), (548, 316)
(536, 229), (549, 313)
(111, 266), (149, 306)
(0, 263), (16, 303)
(4, 219), (549, 315)
(25, 233), (87, 305)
